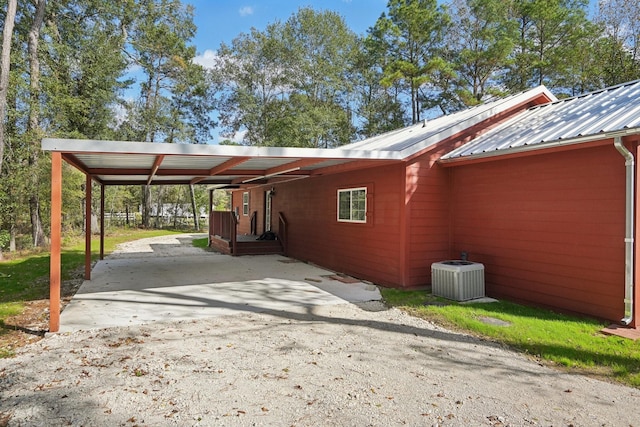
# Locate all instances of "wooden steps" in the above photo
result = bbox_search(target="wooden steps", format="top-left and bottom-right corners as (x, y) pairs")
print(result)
(234, 239), (283, 255)
(209, 235), (283, 256)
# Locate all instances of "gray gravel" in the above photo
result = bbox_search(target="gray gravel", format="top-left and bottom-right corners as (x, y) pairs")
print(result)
(1, 303), (639, 426)
(1, 235), (639, 426)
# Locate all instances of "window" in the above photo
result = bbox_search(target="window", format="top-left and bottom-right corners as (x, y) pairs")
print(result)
(242, 192), (249, 216)
(338, 187), (367, 223)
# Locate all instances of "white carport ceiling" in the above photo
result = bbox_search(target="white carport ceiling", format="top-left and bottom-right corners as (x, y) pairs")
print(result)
(42, 138), (402, 187)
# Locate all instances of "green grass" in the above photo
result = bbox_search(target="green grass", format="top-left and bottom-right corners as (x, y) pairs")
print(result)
(192, 237), (209, 249)
(0, 228), (189, 357)
(0, 229), (186, 303)
(381, 288), (640, 388)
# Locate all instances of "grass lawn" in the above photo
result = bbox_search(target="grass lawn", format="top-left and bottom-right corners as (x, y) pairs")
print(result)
(381, 289), (640, 388)
(191, 237), (209, 249)
(0, 228), (190, 357)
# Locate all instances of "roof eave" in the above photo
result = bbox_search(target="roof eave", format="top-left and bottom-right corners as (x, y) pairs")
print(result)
(41, 138), (404, 161)
(439, 128), (640, 166)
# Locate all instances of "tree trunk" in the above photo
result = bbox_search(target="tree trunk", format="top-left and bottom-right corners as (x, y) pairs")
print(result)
(154, 186), (164, 228)
(0, 0), (16, 176)
(9, 223), (16, 252)
(142, 185), (151, 228)
(190, 184), (200, 231)
(28, 0), (47, 247)
(0, 0), (17, 260)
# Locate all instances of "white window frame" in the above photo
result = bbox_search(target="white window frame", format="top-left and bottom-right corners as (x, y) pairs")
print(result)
(242, 192), (249, 216)
(337, 187), (367, 223)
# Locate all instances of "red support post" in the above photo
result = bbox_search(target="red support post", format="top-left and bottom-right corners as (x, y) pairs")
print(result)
(49, 152), (62, 332)
(85, 174), (92, 280)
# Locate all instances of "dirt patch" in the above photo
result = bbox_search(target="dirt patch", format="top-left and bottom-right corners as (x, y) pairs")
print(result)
(1, 273), (83, 356)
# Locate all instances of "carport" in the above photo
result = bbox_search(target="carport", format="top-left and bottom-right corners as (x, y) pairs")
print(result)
(42, 138), (401, 332)
(57, 233), (382, 332)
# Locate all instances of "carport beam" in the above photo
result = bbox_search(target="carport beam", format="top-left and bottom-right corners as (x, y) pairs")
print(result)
(85, 174), (92, 280)
(49, 152), (62, 333)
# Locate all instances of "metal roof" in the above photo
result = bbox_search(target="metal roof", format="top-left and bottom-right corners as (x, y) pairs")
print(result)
(42, 138), (402, 187)
(441, 79), (640, 162)
(340, 85), (556, 157)
(40, 84), (558, 187)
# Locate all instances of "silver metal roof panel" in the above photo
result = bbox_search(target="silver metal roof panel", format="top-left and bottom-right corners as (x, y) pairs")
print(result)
(341, 86), (556, 157)
(442, 80), (640, 161)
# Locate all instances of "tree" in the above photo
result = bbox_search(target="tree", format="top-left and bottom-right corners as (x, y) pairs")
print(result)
(217, 23), (292, 146)
(368, 0), (450, 123)
(116, 0), (214, 227)
(352, 36), (406, 137)
(444, 0), (515, 107)
(280, 7), (357, 147)
(0, 0), (17, 259)
(503, 0), (594, 92)
(0, 0), (16, 178)
(219, 8), (357, 148)
(43, 0), (132, 139)
(593, 0), (640, 86)
(25, 0), (46, 247)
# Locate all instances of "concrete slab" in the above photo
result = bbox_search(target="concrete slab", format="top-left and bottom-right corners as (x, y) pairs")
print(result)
(601, 324), (640, 340)
(59, 234), (381, 333)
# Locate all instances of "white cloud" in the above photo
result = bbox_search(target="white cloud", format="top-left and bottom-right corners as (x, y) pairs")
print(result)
(239, 6), (254, 16)
(192, 49), (219, 70)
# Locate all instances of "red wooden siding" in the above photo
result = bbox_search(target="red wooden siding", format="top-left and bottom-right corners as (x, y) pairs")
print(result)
(267, 164), (405, 286)
(404, 155), (451, 287)
(449, 144), (627, 321)
(232, 190), (266, 235)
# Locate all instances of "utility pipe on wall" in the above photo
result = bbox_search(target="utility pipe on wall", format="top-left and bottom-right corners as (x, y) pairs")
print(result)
(614, 136), (634, 326)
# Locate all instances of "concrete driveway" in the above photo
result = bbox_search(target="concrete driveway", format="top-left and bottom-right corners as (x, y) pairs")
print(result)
(58, 233), (381, 333)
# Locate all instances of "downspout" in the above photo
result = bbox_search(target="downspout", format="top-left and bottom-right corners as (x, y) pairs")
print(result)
(614, 136), (634, 326)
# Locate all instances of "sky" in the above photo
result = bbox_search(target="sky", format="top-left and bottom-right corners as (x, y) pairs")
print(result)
(188, 0), (388, 69)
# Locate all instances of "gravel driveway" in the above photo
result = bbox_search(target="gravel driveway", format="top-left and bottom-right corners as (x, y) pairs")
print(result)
(1, 235), (639, 426)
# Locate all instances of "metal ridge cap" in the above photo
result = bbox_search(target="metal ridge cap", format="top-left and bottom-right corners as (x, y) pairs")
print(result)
(396, 90), (549, 159)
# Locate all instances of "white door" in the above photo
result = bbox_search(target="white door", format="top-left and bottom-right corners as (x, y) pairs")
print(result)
(264, 190), (272, 232)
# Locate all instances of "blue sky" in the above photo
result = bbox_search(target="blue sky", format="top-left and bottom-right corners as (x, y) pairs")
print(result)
(189, 0), (388, 68)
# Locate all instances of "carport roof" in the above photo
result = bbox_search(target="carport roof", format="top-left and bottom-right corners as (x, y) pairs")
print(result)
(41, 84), (559, 187)
(42, 138), (403, 187)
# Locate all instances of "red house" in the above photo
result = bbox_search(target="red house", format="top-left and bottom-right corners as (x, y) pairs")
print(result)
(42, 80), (640, 332)
(225, 81), (640, 327)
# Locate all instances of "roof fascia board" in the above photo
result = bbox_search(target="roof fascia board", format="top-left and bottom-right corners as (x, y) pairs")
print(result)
(42, 138), (403, 161)
(439, 128), (640, 166)
(311, 159), (400, 176)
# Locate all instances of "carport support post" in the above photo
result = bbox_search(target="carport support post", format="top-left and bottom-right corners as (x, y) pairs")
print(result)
(49, 152), (62, 333)
(100, 184), (105, 260)
(84, 174), (92, 280)
(208, 189), (213, 246)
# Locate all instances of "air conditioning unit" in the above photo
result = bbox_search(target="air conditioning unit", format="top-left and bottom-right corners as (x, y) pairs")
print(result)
(431, 260), (485, 301)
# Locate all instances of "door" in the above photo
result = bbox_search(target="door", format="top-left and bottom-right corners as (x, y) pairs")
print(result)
(264, 190), (272, 232)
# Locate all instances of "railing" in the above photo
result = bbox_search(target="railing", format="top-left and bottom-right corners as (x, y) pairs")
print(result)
(210, 211), (238, 254)
(278, 212), (288, 256)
